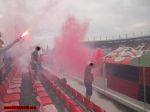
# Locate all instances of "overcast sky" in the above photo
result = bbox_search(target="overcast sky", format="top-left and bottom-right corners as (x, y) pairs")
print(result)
(0, 0), (150, 45)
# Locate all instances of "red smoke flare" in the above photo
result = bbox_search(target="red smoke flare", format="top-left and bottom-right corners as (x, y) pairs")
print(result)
(21, 30), (31, 47)
(53, 16), (93, 75)
(21, 31), (29, 37)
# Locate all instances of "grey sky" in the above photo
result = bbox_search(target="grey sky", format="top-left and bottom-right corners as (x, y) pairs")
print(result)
(0, 0), (150, 45)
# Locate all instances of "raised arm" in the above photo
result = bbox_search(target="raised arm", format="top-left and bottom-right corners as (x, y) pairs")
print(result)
(0, 38), (22, 54)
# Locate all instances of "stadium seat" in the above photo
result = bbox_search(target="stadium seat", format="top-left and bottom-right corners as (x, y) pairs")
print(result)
(2, 80), (21, 89)
(0, 84), (20, 95)
(33, 83), (43, 88)
(71, 88), (77, 96)
(37, 91), (49, 97)
(41, 68), (107, 112)
(78, 94), (85, 103)
(2, 94), (20, 103)
(3, 101), (19, 106)
(59, 92), (64, 100)
(93, 103), (105, 112)
(65, 98), (76, 110)
(40, 104), (58, 112)
(71, 106), (84, 112)
(76, 92), (84, 102)
(35, 87), (46, 92)
(39, 96), (52, 106)
(6, 76), (22, 83)
(33, 80), (41, 84)
(12, 77), (22, 81)
(7, 88), (21, 94)
(32, 79), (58, 112)
(84, 98), (93, 110)
(9, 84), (21, 89)
(67, 99), (77, 111)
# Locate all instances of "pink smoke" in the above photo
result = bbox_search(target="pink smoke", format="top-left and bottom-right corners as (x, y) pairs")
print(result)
(92, 48), (105, 76)
(53, 16), (92, 75)
(92, 48), (105, 65)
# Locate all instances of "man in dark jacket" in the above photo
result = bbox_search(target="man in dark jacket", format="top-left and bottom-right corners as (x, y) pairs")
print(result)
(84, 62), (94, 100)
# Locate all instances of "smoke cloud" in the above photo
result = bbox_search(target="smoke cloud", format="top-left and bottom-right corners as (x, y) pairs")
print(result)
(52, 16), (93, 75)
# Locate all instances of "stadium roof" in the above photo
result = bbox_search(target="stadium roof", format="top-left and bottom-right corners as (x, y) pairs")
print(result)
(85, 35), (150, 48)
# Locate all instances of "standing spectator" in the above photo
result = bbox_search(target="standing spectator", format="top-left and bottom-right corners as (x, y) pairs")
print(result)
(0, 37), (21, 83)
(3, 52), (13, 78)
(84, 62), (94, 100)
(31, 46), (41, 80)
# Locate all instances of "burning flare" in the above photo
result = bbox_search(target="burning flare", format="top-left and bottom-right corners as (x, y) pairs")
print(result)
(21, 31), (29, 38)
(20, 30), (31, 47)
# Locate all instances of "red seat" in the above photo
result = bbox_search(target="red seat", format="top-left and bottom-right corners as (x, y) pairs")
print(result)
(84, 98), (93, 110)
(34, 83), (43, 87)
(67, 99), (77, 111)
(59, 92), (64, 100)
(33, 80), (41, 84)
(56, 88), (62, 95)
(56, 90), (61, 97)
(0, 85), (20, 95)
(37, 91), (49, 97)
(6, 78), (22, 84)
(66, 85), (71, 90)
(3, 101), (19, 107)
(12, 78), (22, 81)
(93, 103), (105, 112)
(10, 80), (22, 84)
(7, 88), (21, 94)
(75, 91), (80, 97)
(40, 104), (57, 112)
(39, 97), (52, 106)
(62, 94), (70, 103)
(2, 80), (21, 89)
(9, 84), (21, 88)
(64, 98), (76, 110)
(80, 94), (85, 103)
(76, 93), (84, 103)
(70, 87), (74, 92)
(35, 87), (45, 92)
(71, 88), (77, 96)
(71, 106), (84, 112)
(2, 94), (20, 103)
